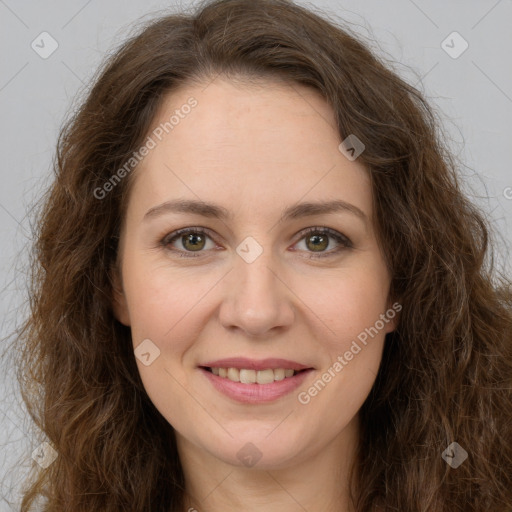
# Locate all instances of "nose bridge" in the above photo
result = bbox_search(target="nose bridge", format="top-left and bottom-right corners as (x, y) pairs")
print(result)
(218, 235), (295, 336)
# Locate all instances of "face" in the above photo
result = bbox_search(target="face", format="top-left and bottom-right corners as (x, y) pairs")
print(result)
(113, 76), (397, 471)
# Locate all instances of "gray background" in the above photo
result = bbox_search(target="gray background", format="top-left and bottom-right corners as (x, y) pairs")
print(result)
(1, 0), (511, 509)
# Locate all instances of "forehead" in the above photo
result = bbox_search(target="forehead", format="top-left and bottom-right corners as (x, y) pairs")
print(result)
(125, 77), (372, 224)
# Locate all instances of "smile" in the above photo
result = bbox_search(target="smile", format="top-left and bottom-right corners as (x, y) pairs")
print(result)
(206, 367), (303, 384)
(198, 358), (314, 403)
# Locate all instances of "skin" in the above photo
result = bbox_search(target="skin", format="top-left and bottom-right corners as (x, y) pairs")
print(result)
(112, 76), (398, 512)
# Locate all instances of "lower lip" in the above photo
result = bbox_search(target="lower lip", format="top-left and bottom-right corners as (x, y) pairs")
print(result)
(199, 368), (313, 404)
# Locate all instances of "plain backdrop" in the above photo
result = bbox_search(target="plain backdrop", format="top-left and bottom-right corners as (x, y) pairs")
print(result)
(1, 0), (511, 509)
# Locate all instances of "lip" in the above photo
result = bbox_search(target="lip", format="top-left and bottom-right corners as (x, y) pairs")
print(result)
(199, 366), (314, 404)
(200, 357), (312, 371)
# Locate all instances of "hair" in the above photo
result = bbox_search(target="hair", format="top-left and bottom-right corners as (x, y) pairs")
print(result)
(14, 0), (512, 510)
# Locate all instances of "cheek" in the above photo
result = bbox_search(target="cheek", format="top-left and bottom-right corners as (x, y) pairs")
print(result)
(122, 264), (213, 433)
(304, 265), (392, 344)
(295, 267), (390, 408)
(124, 248), (392, 368)
(122, 256), (217, 347)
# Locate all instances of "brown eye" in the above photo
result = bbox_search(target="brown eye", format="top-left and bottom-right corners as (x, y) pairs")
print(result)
(162, 227), (216, 257)
(181, 232), (206, 251)
(305, 233), (329, 252)
(295, 227), (352, 258)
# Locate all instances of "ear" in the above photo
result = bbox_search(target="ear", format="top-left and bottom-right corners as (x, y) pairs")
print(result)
(111, 264), (131, 326)
(384, 297), (402, 334)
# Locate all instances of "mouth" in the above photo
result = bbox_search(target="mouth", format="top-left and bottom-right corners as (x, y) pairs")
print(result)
(198, 358), (314, 403)
(200, 366), (309, 384)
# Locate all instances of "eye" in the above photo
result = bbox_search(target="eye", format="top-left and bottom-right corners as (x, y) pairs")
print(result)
(293, 227), (353, 258)
(160, 226), (352, 259)
(161, 227), (218, 257)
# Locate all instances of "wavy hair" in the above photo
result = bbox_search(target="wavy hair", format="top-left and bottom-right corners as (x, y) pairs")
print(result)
(15, 0), (512, 510)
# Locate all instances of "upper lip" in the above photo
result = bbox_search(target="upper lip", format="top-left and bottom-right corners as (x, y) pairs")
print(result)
(200, 357), (313, 371)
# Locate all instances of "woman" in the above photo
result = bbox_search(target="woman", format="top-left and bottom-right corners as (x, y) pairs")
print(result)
(17, 0), (512, 510)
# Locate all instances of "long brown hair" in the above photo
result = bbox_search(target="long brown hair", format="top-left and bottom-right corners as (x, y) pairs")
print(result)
(15, 0), (512, 510)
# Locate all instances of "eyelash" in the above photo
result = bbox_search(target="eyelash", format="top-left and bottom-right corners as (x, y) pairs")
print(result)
(160, 226), (353, 259)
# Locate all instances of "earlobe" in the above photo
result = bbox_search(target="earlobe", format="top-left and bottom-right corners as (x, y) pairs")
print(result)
(111, 265), (131, 326)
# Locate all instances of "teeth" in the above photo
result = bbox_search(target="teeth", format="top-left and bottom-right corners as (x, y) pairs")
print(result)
(240, 369), (256, 384)
(273, 368), (285, 381)
(209, 367), (301, 384)
(256, 369), (275, 384)
(227, 367), (240, 381)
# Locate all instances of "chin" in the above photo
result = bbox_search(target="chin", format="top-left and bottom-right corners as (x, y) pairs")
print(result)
(207, 434), (307, 470)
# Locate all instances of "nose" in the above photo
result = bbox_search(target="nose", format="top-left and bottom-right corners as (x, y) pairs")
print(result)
(218, 246), (295, 338)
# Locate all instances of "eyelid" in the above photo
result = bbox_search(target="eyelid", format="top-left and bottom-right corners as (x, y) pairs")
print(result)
(292, 226), (353, 258)
(160, 226), (219, 255)
(297, 226), (352, 247)
(160, 225), (353, 258)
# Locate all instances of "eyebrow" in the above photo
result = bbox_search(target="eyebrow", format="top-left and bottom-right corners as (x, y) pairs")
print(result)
(143, 198), (368, 226)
